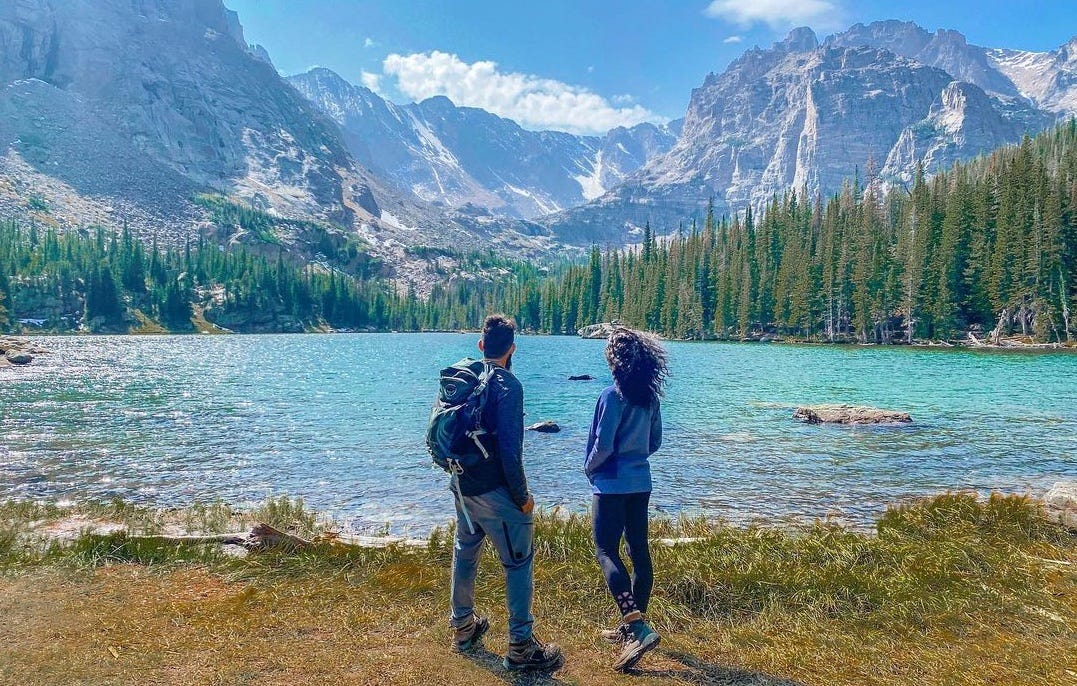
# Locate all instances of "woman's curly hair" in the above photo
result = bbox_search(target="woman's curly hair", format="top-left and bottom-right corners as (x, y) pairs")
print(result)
(605, 328), (669, 407)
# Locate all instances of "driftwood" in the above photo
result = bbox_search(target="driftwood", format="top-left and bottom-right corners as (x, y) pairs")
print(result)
(119, 523), (313, 552)
(118, 523), (426, 553)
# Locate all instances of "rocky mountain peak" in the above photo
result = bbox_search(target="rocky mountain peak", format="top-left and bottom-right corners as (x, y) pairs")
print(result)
(417, 95), (457, 112)
(828, 20), (932, 56)
(778, 27), (819, 53)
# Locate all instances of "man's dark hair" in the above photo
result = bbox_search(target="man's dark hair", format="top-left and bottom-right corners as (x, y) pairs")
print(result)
(482, 314), (516, 359)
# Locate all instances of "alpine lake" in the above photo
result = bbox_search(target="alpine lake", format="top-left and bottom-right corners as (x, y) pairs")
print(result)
(1, 333), (1074, 535)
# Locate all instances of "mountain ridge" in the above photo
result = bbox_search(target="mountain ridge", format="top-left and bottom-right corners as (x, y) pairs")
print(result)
(540, 21), (1075, 245)
(286, 67), (678, 219)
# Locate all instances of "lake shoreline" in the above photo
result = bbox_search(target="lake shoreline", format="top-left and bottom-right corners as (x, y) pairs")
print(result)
(4, 328), (1077, 355)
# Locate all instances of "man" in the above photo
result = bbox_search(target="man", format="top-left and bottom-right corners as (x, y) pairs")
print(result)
(448, 314), (563, 671)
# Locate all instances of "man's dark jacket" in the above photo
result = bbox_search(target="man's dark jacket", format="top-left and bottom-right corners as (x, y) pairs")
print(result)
(454, 364), (529, 508)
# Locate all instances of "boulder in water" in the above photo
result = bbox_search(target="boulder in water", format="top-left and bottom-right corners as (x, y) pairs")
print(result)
(1044, 481), (1077, 530)
(526, 421), (561, 433)
(578, 323), (619, 339)
(5, 351), (33, 365)
(568, 374), (595, 381)
(793, 404), (912, 425)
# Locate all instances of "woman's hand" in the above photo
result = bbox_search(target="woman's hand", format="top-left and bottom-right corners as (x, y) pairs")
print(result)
(521, 494), (535, 515)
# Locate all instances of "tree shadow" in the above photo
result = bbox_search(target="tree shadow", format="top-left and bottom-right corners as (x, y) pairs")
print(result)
(627, 650), (808, 685)
(461, 646), (569, 685)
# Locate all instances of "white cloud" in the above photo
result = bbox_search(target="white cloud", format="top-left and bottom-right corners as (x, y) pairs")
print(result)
(704, 0), (840, 28)
(363, 37), (377, 49)
(380, 51), (661, 134)
(723, 35), (743, 44)
(360, 70), (382, 92)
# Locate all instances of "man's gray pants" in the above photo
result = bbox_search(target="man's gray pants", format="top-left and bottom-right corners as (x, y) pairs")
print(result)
(449, 486), (535, 643)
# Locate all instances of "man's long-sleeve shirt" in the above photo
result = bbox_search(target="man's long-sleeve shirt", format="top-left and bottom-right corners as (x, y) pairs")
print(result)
(456, 364), (530, 508)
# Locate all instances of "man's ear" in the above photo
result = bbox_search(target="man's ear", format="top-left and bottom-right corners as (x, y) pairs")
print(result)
(478, 339), (485, 354)
(508, 343), (517, 357)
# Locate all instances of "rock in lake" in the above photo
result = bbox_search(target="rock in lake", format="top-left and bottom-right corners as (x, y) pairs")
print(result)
(568, 374), (595, 381)
(5, 351), (33, 365)
(578, 322), (619, 339)
(526, 421), (561, 433)
(1043, 481), (1077, 530)
(793, 404), (912, 425)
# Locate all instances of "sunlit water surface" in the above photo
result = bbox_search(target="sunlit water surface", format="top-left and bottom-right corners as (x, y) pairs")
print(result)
(1, 334), (1074, 534)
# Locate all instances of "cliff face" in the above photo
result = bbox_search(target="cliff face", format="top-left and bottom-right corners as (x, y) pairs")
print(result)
(542, 23), (1068, 246)
(0, 0), (381, 239)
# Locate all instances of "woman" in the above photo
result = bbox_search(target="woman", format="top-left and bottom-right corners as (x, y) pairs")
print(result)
(584, 327), (668, 672)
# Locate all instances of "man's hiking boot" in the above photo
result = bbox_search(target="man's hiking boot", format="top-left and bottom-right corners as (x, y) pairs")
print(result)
(503, 635), (564, 671)
(613, 621), (660, 672)
(599, 623), (630, 645)
(452, 614), (489, 652)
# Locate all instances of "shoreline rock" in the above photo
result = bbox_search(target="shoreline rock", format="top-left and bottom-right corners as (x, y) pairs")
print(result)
(577, 322), (619, 339)
(0, 337), (38, 366)
(1043, 481), (1077, 530)
(794, 404), (912, 425)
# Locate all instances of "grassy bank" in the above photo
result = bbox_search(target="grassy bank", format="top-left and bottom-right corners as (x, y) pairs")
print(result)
(1, 493), (1074, 686)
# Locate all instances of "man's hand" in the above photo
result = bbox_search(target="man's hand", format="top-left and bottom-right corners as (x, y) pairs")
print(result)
(521, 494), (535, 515)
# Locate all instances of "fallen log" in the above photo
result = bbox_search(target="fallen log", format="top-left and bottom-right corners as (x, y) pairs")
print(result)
(111, 523), (426, 553)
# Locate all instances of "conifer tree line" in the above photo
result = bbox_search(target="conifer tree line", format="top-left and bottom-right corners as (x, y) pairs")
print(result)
(0, 221), (412, 333)
(476, 120), (1077, 343)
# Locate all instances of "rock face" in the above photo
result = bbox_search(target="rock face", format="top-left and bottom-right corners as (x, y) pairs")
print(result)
(793, 405), (913, 425)
(525, 421), (561, 433)
(287, 68), (677, 219)
(0, 0), (385, 238)
(0, 0), (513, 262)
(542, 22), (1070, 245)
(1043, 482), (1077, 530)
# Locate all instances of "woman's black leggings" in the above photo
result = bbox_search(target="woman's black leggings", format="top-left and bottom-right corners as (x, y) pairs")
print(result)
(592, 491), (653, 617)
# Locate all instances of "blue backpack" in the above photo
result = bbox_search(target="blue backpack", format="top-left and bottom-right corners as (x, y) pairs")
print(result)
(427, 358), (495, 473)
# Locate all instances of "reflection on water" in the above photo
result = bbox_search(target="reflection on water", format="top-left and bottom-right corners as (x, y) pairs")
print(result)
(1, 334), (1074, 534)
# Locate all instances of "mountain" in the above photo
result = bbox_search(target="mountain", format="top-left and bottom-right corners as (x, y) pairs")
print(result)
(0, 0), (389, 237)
(543, 23), (1070, 245)
(0, 0), (591, 292)
(287, 68), (677, 219)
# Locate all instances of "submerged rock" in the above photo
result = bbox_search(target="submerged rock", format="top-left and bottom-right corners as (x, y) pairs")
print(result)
(1044, 481), (1077, 530)
(793, 404), (912, 425)
(568, 374), (595, 381)
(526, 421), (561, 433)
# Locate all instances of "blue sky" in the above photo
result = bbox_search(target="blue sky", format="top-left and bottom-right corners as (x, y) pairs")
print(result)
(225, 0), (1077, 134)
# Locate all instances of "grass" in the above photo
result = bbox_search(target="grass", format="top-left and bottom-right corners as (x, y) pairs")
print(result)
(0, 493), (1074, 685)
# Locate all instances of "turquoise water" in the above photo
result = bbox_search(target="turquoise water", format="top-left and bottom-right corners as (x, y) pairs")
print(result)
(1, 334), (1074, 534)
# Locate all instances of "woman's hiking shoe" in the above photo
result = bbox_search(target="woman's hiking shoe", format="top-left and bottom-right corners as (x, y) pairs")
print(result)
(613, 621), (660, 672)
(502, 635), (564, 671)
(452, 614), (489, 652)
(599, 624), (630, 645)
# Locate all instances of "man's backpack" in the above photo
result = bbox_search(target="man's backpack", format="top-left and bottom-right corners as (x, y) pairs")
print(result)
(427, 358), (496, 473)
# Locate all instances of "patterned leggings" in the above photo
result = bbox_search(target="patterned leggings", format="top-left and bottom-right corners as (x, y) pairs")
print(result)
(592, 491), (653, 617)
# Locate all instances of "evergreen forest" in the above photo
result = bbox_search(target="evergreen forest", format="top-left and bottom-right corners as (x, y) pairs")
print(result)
(2, 121), (1075, 344)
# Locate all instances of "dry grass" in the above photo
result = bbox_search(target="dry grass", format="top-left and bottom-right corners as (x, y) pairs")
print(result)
(1, 493), (1074, 686)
